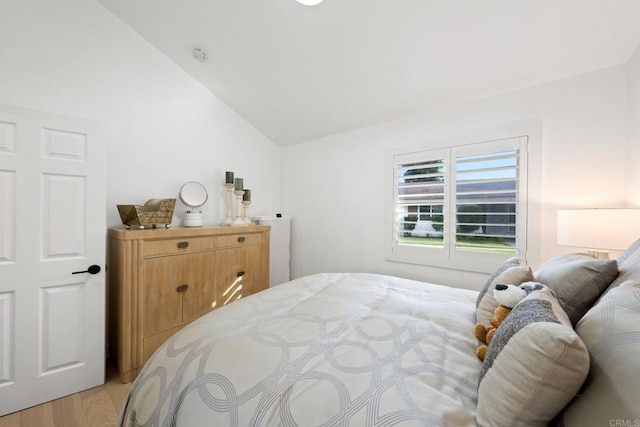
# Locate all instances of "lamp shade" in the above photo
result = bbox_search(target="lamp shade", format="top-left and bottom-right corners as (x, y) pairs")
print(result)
(557, 209), (640, 250)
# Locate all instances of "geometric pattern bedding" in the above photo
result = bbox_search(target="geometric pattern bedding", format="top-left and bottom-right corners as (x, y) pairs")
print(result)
(118, 273), (481, 427)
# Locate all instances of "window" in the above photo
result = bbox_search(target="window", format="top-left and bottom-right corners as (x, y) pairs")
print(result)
(388, 136), (528, 272)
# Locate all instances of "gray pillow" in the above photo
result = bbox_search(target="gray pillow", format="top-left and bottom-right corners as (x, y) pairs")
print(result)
(556, 281), (640, 427)
(477, 288), (589, 427)
(476, 257), (534, 324)
(534, 253), (618, 326)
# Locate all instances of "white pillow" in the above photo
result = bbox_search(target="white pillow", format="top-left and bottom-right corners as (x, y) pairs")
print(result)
(477, 287), (589, 427)
(476, 257), (534, 325)
(556, 280), (640, 426)
(603, 237), (640, 291)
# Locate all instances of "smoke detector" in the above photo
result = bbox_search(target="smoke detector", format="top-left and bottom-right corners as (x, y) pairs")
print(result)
(192, 47), (208, 63)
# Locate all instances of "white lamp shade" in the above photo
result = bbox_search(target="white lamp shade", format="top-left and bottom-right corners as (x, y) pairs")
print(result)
(557, 209), (640, 250)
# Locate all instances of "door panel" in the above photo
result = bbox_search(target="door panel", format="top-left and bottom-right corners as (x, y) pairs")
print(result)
(42, 174), (86, 258)
(238, 245), (261, 296)
(0, 104), (106, 416)
(40, 283), (85, 374)
(42, 128), (87, 161)
(0, 171), (15, 263)
(0, 120), (16, 153)
(143, 256), (182, 336)
(0, 291), (14, 385)
(214, 248), (243, 307)
(182, 251), (213, 322)
(214, 246), (261, 307)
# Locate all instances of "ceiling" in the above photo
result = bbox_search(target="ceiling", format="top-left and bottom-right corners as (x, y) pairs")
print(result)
(98, 0), (640, 146)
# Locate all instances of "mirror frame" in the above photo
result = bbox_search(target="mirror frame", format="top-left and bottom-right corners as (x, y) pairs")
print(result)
(179, 181), (208, 208)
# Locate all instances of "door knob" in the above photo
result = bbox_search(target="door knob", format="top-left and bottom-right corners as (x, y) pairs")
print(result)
(72, 265), (101, 275)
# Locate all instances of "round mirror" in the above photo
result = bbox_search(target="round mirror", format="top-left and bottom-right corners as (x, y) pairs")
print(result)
(179, 181), (208, 209)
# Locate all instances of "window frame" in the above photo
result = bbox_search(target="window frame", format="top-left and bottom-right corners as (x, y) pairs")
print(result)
(385, 122), (541, 273)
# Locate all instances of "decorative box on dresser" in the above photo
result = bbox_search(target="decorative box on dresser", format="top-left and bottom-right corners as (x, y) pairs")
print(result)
(108, 225), (270, 383)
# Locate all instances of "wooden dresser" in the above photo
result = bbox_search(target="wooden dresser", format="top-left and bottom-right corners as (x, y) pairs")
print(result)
(108, 225), (270, 382)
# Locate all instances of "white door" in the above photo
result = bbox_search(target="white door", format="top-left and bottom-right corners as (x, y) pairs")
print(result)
(0, 104), (107, 416)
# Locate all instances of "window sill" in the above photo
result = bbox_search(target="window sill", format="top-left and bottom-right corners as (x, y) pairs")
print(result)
(385, 250), (515, 274)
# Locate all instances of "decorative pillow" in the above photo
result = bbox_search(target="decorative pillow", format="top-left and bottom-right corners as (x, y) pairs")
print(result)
(603, 237), (640, 291)
(556, 280), (640, 427)
(476, 257), (534, 325)
(477, 288), (589, 427)
(534, 253), (618, 326)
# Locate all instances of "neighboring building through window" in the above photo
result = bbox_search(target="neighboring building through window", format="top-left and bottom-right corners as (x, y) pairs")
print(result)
(388, 135), (529, 272)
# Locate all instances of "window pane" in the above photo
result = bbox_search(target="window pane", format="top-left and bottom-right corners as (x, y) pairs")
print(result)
(455, 150), (518, 255)
(396, 158), (445, 248)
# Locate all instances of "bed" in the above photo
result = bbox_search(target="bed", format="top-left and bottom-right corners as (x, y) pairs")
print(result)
(119, 241), (640, 427)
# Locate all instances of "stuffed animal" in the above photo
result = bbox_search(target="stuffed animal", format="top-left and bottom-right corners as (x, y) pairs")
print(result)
(474, 282), (547, 361)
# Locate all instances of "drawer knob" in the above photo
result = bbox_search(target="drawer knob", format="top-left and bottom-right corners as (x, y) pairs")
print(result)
(176, 284), (189, 292)
(177, 241), (189, 249)
(237, 236), (246, 243)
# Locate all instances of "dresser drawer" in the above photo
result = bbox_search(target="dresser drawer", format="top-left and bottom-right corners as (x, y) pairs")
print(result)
(143, 237), (214, 257)
(216, 232), (262, 248)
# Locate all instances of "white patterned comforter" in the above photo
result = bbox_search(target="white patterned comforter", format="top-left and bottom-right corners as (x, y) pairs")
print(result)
(119, 273), (482, 427)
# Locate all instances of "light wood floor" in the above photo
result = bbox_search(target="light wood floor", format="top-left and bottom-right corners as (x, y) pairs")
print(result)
(0, 362), (131, 427)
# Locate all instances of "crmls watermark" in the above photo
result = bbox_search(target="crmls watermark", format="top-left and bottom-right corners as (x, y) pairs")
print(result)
(610, 420), (640, 427)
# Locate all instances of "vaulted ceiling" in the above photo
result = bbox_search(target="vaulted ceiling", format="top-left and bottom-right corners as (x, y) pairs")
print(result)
(98, 0), (640, 146)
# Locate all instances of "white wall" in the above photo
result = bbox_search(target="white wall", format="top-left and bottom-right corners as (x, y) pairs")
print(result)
(0, 0), (280, 228)
(282, 65), (628, 290)
(1, 0), (634, 291)
(627, 42), (640, 206)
